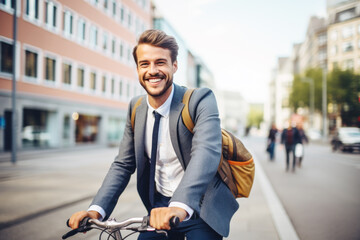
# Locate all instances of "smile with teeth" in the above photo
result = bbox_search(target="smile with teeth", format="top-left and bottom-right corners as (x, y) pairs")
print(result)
(148, 78), (162, 83)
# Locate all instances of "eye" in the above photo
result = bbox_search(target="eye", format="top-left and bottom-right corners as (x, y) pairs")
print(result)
(139, 62), (149, 68)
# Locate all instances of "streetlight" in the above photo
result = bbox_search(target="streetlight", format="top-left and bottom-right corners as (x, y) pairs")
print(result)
(301, 77), (315, 129)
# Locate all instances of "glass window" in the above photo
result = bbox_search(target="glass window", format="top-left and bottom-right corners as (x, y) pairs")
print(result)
(0, 41), (13, 74)
(90, 26), (98, 47)
(90, 72), (96, 90)
(45, 0), (57, 28)
(343, 59), (354, 70)
(63, 63), (72, 85)
(120, 6), (124, 23)
(128, 11), (132, 28)
(0, 0), (16, 11)
(26, 0), (39, 20)
(77, 18), (86, 41)
(119, 42), (123, 58)
(102, 75), (106, 93)
(112, 0), (116, 16)
(119, 80), (122, 96)
(342, 26), (354, 39)
(77, 68), (84, 87)
(112, 38), (115, 55)
(44, 57), (55, 81)
(343, 42), (354, 52)
(63, 10), (73, 35)
(111, 78), (115, 94)
(103, 0), (108, 9)
(103, 32), (108, 51)
(25, 50), (38, 78)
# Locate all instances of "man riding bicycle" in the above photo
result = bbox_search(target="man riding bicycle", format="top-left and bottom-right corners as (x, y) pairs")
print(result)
(68, 29), (239, 240)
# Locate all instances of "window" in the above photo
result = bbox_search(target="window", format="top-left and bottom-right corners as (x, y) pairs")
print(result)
(342, 26), (354, 39)
(63, 10), (73, 36)
(0, 0), (15, 12)
(44, 57), (56, 81)
(330, 45), (338, 56)
(26, 0), (39, 20)
(343, 42), (354, 52)
(119, 42), (123, 58)
(102, 32), (108, 51)
(103, 0), (108, 10)
(77, 68), (84, 87)
(111, 78), (115, 94)
(128, 11), (132, 28)
(63, 63), (72, 85)
(331, 30), (337, 41)
(0, 41), (13, 74)
(90, 26), (98, 48)
(120, 6), (124, 23)
(344, 59), (354, 70)
(25, 50), (38, 78)
(77, 18), (86, 42)
(318, 34), (326, 46)
(111, 38), (116, 55)
(119, 79), (122, 96)
(102, 75), (106, 93)
(112, 0), (116, 16)
(90, 72), (96, 90)
(45, 0), (57, 28)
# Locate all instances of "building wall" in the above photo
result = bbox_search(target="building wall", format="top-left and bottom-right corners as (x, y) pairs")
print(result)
(0, 0), (152, 151)
(327, 0), (360, 72)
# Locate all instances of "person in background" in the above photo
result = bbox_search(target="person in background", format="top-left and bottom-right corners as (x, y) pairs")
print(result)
(295, 123), (308, 167)
(281, 122), (301, 172)
(267, 123), (278, 161)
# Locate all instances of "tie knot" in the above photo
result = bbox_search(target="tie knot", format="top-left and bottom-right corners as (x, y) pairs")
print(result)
(153, 111), (161, 120)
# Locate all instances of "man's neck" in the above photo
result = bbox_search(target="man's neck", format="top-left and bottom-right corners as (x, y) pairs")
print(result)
(148, 85), (173, 109)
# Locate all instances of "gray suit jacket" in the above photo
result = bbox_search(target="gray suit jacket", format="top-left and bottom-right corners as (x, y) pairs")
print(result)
(91, 84), (239, 237)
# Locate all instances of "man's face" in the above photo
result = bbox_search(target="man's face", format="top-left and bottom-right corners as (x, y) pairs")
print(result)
(136, 44), (178, 99)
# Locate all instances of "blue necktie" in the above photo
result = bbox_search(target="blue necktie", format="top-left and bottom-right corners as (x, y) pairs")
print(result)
(149, 111), (161, 207)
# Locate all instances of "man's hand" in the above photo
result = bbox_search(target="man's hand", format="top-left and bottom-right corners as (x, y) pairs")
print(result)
(150, 207), (187, 230)
(68, 210), (101, 229)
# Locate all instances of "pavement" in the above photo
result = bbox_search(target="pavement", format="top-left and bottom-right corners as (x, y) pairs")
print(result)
(0, 140), (298, 240)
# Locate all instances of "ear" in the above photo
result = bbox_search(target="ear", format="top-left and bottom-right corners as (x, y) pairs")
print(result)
(173, 60), (178, 73)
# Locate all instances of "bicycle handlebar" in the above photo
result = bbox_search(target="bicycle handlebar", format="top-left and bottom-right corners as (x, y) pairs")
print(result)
(62, 216), (180, 239)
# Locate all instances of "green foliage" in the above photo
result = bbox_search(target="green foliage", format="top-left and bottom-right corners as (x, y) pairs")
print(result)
(289, 67), (360, 127)
(247, 104), (263, 128)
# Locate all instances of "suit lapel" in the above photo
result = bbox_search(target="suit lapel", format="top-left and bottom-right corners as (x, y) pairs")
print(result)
(134, 98), (148, 177)
(169, 84), (186, 170)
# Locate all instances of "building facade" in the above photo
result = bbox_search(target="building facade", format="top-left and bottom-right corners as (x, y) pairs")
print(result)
(327, 0), (360, 72)
(0, 0), (152, 151)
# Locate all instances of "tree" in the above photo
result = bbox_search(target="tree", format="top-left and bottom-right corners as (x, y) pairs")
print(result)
(247, 104), (263, 129)
(328, 69), (360, 127)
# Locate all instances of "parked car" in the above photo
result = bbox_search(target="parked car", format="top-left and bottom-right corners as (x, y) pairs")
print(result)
(331, 127), (360, 152)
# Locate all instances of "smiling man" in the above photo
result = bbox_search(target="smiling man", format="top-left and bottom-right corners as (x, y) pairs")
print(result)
(68, 29), (238, 240)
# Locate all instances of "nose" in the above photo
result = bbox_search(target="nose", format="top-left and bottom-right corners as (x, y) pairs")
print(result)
(149, 63), (159, 75)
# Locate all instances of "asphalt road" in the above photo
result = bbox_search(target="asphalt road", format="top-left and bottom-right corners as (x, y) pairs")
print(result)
(244, 136), (360, 240)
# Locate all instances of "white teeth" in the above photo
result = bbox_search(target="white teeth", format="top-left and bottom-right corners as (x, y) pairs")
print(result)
(149, 78), (161, 83)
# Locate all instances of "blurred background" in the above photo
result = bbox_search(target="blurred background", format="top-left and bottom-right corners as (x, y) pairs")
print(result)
(0, 0), (359, 240)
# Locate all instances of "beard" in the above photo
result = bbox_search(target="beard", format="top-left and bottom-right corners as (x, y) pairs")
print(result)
(141, 73), (173, 97)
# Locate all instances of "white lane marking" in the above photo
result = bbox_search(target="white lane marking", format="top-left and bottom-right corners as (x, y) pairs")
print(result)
(253, 152), (300, 240)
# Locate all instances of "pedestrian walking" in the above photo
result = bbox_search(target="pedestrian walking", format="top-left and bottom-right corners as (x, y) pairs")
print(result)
(281, 122), (301, 172)
(295, 123), (308, 167)
(68, 29), (243, 239)
(266, 123), (278, 161)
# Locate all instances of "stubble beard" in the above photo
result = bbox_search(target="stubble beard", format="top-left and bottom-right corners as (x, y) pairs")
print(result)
(141, 74), (173, 98)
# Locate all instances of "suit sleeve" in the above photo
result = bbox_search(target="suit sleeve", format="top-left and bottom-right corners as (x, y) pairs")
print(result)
(90, 98), (138, 219)
(171, 88), (222, 213)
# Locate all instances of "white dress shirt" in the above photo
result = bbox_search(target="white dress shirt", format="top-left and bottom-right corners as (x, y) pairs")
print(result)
(89, 85), (193, 220)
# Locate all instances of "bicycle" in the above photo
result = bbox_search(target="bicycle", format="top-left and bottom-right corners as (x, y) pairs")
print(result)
(62, 216), (179, 240)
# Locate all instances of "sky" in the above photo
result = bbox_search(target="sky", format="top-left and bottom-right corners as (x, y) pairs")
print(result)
(152, 0), (327, 103)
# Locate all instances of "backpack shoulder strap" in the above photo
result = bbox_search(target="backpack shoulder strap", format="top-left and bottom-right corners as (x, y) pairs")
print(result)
(182, 89), (195, 134)
(131, 97), (143, 131)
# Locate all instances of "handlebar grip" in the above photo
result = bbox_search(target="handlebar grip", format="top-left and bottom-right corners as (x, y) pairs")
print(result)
(62, 229), (79, 239)
(170, 216), (180, 228)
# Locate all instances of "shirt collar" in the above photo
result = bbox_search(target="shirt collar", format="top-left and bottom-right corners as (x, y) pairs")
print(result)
(146, 84), (174, 119)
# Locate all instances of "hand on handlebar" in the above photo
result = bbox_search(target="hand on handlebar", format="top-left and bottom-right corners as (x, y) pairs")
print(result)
(150, 207), (186, 230)
(68, 210), (101, 229)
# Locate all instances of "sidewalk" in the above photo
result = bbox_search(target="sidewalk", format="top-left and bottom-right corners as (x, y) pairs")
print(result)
(0, 146), (283, 239)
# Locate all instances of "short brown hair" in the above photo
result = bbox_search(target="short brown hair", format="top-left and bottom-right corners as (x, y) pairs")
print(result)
(133, 29), (179, 65)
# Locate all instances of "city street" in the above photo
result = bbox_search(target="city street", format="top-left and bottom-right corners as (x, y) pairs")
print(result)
(0, 136), (359, 239)
(245, 136), (360, 240)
